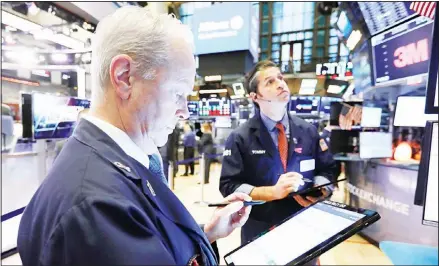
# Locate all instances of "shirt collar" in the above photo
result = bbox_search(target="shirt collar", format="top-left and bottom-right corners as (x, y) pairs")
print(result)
(260, 111), (289, 132)
(83, 115), (151, 169)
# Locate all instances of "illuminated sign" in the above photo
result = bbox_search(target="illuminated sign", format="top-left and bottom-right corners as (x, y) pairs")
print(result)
(192, 2), (256, 55)
(372, 16), (434, 85)
(316, 61), (353, 77)
(393, 39), (429, 68)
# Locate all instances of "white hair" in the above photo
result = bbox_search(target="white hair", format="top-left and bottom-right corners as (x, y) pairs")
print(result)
(91, 6), (195, 103)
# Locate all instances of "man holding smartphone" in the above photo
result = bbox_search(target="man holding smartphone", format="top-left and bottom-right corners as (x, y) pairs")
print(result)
(219, 60), (337, 245)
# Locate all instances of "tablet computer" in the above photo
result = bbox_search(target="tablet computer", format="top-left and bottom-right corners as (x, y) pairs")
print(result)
(224, 200), (380, 265)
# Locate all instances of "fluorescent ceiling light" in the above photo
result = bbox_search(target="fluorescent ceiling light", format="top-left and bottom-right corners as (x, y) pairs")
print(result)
(199, 89), (227, 94)
(347, 30), (362, 51)
(1, 10), (42, 32)
(2, 10), (85, 50)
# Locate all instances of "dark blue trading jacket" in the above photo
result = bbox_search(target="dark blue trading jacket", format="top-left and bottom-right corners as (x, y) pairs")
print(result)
(219, 110), (337, 224)
(17, 119), (217, 266)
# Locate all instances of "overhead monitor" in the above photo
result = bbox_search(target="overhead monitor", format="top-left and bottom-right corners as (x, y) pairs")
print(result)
(319, 97), (343, 116)
(325, 79), (349, 96)
(361, 107), (382, 128)
(352, 40), (373, 93)
(191, 2), (258, 56)
(33, 93), (90, 139)
(393, 96), (437, 127)
(371, 16), (434, 86)
(360, 132), (393, 159)
(330, 130), (360, 155)
(425, 7), (438, 114)
(358, 2), (417, 36)
(290, 96), (320, 116)
(187, 101), (200, 117)
(198, 98), (230, 117)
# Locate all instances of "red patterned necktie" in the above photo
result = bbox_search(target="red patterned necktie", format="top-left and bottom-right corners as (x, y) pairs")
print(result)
(276, 122), (288, 172)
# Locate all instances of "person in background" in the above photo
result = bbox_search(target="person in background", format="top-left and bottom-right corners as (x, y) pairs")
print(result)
(219, 60), (337, 255)
(17, 7), (251, 266)
(182, 123), (196, 176)
(198, 122), (214, 184)
(159, 127), (179, 181)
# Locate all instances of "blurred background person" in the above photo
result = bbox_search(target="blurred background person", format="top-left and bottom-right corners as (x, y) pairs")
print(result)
(198, 122), (214, 184)
(182, 123), (196, 176)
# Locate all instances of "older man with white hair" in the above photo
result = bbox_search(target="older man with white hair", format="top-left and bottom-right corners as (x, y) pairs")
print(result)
(17, 6), (251, 266)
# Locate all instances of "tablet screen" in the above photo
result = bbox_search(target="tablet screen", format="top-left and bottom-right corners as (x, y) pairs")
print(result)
(225, 202), (366, 265)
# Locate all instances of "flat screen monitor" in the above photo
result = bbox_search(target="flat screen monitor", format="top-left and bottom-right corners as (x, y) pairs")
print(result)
(393, 96), (437, 127)
(371, 16), (434, 86)
(21, 93), (33, 139)
(358, 2), (417, 36)
(33, 93), (90, 139)
(361, 107), (382, 128)
(325, 79), (350, 96)
(290, 96), (320, 116)
(352, 40), (373, 93)
(187, 101), (200, 117)
(232, 83), (246, 96)
(199, 98), (230, 117)
(360, 132), (393, 159)
(319, 97), (343, 117)
(330, 129), (359, 155)
(415, 121), (438, 226)
(425, 7), (439, 114)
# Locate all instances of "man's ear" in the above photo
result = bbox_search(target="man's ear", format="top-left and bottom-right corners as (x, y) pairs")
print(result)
(109, 55), (133, 100)
(249, 92), (257, 101)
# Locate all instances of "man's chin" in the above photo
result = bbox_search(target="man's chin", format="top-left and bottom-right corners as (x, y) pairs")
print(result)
(151, 132), (169, 147)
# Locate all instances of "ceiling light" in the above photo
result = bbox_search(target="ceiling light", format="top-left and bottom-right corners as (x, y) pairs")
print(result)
(1, 10), (42, 32)
(28, 2), (40, 16)
(81, 52), (91, 63)
(62, 27), (71, 36)
(51, 53), (68, 63)
(346, 30), (362, 51)
(5, 49), (38, 65)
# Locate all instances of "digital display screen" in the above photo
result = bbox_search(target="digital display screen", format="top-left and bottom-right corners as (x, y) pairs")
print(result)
(290, 96), (320, 115)
(33, 93), (90, 139)
(224, 202), (365, 265)
(358, 2), (416, 36)
(360, 132), (393, 159)
(393, 96), (437, 127)
(191, 2), (258, 56)
(187, 101), (199, 117)
(352, 41), (372, 93)
(361, 107), (382, 128)
(199, 98), (230, 116)
(372, 17), (434, 85)
(423, 122), (438, 226)
(319, 97), (343, 116)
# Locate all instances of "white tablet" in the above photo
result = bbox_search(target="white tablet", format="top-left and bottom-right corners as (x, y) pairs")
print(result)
(224, 201), (380, 265)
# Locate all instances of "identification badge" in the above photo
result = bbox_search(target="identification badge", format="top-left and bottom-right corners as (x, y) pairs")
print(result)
(300, 159), (315, 172)
(320, 139), (328, 152)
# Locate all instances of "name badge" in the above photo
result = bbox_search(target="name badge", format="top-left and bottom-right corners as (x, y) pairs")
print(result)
(252, 150), (266, 155)
(300, 159), (315, 172)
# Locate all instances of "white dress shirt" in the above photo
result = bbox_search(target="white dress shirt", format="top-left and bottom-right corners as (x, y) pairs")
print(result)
(84, 115), (161, 170)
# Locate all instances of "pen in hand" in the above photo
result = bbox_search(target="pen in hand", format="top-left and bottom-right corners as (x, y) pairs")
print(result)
(207, 200), (266, 207)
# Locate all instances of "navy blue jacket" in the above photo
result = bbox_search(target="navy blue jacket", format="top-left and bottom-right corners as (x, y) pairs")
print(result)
(219, 110), (336, 224)
(18, 119), (217, 266)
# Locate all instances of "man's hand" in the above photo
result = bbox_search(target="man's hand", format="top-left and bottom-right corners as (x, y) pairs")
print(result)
(293, 187), (331, 208)
(272, 172), (305, 200)
(203, 193), (252, 243)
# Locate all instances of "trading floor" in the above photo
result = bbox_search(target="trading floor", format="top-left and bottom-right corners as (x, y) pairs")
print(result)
(2, 162), (392, 265)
